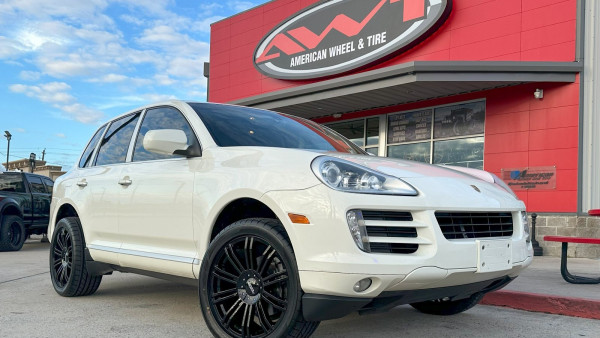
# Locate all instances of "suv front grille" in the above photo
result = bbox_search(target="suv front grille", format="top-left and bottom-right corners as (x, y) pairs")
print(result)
(361, 210), (420, 254)
(435, 212), (513, 239)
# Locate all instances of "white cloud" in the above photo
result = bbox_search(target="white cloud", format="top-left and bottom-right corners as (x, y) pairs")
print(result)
(61, 103), (105, 124)
(56, 133), (66, 138)
(15, 128), (26, 133)
(0, 36), (25, 58)
(10, 82), (75, 104)
(10, 82), (104, 124)
(228, 1), (258, 12)
(19, 70), (41, 81)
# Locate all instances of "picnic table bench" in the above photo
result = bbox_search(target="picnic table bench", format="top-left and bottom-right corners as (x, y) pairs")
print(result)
(543, 209), (600, 284)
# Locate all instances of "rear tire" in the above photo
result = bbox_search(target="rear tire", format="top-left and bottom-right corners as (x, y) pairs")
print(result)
(0, 215), (26, 252)
(49, 217), (102, 297)
(199, 218), (320, 338)
(410, 293), (484, 315)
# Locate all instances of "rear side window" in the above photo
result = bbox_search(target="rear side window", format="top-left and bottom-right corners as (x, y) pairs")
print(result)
(95, 113), (141, 166)
(28, 176), (46, 194)
(132, 107), (197, 162)
(43, 178), (54, 193)
(0, 174), (25, 193)
(79, 125), (107, 168)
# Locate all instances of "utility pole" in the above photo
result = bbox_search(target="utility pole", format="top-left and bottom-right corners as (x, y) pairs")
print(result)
(4, 131), (11, 169)
(42, 148), (46, 161)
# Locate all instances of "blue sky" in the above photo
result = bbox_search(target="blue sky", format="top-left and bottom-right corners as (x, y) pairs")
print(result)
(0, 0), (264, 170)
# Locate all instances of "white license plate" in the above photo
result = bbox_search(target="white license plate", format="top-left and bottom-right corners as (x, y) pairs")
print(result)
(476, 239), (512, 273)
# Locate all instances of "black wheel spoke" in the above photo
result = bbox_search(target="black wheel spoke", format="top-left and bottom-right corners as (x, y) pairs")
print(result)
(255, 302), (272, 332)
(262, 290), (287, 311)
(244, 237), (254, 270)
(262, 270), (288, 287)
(53, 247), (62, 256)
(225, 244), (245, 275)
(241, 303), (252, 337)
(212, 288), (238, 304)
(213, 266), (238, 285)
(223, 298), (244, 326)
(257, 246), (276, 275)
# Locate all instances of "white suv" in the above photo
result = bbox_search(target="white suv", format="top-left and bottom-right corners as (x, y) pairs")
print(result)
(49, 101), (532, 338)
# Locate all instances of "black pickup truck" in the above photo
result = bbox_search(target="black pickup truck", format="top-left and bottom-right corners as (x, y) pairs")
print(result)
(0, 171), (53, 251)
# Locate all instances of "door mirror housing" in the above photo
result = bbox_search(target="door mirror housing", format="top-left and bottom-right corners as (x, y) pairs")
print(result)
(143, 129), (200, 157)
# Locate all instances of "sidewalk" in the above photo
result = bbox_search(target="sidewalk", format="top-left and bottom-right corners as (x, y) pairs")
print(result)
(481, 256), (600, 319)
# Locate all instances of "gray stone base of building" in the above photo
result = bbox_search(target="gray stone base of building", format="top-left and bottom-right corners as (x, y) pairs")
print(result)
(532, 214), (600, 258)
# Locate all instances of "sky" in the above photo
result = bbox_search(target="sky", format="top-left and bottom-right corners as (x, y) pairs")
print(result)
(0, 0), (265, 170)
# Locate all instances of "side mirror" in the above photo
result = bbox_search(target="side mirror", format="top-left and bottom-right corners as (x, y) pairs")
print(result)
(143, 129), (189, 156)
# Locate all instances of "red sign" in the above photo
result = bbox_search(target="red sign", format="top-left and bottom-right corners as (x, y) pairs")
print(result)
(254, 0), (452, 80)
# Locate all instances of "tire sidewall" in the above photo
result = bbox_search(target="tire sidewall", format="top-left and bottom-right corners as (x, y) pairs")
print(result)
(199, 220), (301, 338)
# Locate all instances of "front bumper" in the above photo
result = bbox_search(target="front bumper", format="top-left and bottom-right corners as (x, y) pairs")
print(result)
(302, 275), (515, 321)
(262, 184), (533, 299)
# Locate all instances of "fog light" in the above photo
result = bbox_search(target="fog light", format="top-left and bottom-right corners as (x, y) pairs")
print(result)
(346, 210), (370, 252)
(353, 278), (372, 292)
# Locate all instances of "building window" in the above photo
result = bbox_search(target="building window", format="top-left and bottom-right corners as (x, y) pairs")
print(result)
(328, 117), (380, 155)
(386, 100), (485, 169)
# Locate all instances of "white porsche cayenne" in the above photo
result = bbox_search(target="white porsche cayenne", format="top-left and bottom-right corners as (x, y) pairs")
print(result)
(48, 101), (532, 337)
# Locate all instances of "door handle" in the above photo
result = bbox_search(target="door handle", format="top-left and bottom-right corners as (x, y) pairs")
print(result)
(76, 180), (88, 187)
(118, 178), (132, 186)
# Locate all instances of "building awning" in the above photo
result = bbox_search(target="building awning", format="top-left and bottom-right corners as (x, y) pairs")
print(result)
(230, 61), (582, 119)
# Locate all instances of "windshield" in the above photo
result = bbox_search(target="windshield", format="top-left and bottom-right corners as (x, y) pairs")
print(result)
(189, 103), (366, 154)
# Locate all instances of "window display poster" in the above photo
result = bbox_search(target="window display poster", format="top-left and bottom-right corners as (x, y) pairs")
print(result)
(387, 109), (432, 144)
(434, 101), (485, 139)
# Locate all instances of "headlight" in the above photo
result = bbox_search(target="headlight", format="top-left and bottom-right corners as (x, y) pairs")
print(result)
(522, 211), (531, 243)
(491, 173), (517, 198)
(311, 156), (418, 196)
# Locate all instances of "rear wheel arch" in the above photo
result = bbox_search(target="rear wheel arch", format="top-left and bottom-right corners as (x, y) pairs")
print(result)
(1, 202), (23, 219)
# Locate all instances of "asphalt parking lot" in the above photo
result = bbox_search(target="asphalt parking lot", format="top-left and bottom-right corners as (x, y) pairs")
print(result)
(1, 238), (599, 338)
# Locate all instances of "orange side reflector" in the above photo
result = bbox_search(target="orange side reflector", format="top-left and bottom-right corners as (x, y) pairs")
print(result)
(288, 213), (310, 224)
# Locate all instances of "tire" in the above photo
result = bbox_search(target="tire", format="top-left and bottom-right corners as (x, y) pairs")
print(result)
(199, 218), (320, 338)
(410, 293), (484, 316)
(49, 217), (102, 297)
(0, 215), (26, 252)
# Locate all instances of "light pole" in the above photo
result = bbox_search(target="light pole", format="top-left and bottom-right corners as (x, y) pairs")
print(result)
(29, 152), (36, 173)
(4, 130), (11, 169)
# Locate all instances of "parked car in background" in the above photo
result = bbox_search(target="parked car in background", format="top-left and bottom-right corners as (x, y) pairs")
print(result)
(0, 172), (53, 251)
(48, 101), (532, 338)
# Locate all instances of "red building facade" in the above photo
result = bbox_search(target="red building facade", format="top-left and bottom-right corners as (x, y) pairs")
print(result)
(208, 0), (595, 256)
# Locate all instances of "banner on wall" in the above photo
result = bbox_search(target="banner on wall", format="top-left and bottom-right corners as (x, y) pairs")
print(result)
(501, 166), (557, 190)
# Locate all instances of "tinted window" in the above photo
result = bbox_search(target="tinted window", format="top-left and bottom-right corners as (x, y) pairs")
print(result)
(0, 174), (25, 193)
(189, 103), (364, 154)
(79, 125), (107, 168)
(43, 178), (54, 194)
(95, 113), (140, 166)
(133, 107), (197, 162)
(28, 176), (46, 194)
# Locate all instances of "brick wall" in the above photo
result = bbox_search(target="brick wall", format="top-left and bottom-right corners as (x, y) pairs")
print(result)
(534, 215), (600, 258)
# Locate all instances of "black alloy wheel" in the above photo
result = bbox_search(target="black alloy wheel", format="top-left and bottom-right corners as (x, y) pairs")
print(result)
(199, 218), (319, 338)
(0, 215), (26, 252)
(49, 217), (102, 297)
(51, 226), (73, 288)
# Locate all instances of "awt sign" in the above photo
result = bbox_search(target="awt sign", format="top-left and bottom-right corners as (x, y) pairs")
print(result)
(254, 0), (452, 80)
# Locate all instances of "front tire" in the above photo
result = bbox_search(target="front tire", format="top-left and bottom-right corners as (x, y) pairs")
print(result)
(0, 215), (26, 252)
(49, 217), (102, 297)
(199, 218), (319, 338)
(410, 293), (484, 315)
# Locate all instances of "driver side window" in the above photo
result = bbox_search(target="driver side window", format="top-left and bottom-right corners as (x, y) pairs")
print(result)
(132, 107), (197, 162)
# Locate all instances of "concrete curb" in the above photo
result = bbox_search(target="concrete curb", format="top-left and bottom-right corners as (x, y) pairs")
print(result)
(481, 290), (600, 320)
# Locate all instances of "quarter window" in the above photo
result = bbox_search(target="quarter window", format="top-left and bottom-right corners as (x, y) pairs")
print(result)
(43, 178), (54, 194)
(95, 113), (141, 166)
(28, 176), (46, 194)
(79, 125), (107, 168)
(132, 107), (197, 162)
